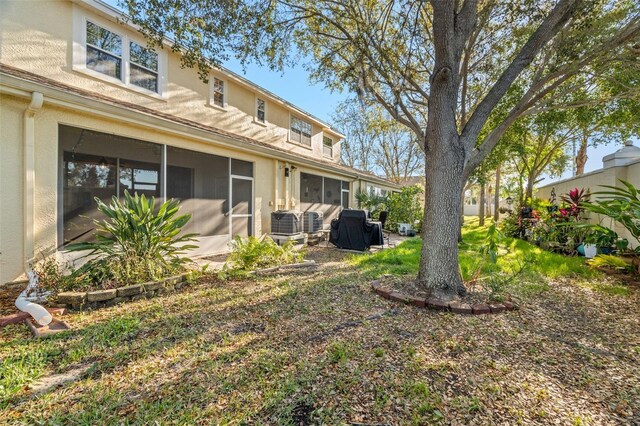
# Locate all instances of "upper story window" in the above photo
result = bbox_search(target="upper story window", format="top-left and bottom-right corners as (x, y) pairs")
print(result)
(76, 16), (165, 97)
(86, 21), (122, 80)
(323, 136), (333, 157)
(129, 42), (158, 92)
(291, 117), (312, 147)
(256, 98), (266, 123)
(213, 77), (225, 107)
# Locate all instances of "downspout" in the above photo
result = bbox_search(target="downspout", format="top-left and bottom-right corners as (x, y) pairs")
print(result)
(23, 91), (43, 269)
(274, 159), (279, 210)
(16, 92), (51, 326)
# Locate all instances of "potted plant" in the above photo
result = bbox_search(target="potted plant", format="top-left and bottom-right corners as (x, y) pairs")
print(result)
(581, 231), (598, 259)
(588, 226), (618, 255)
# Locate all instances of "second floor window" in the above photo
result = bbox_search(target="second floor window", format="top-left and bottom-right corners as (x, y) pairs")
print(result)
(129, 42), (158, 92)
(291, 117), (312, 146)
(256, 98), (266, 123)
(323, 136), (333, 157)
(213, 78), (225, 107)
(86, 21), (122, 80)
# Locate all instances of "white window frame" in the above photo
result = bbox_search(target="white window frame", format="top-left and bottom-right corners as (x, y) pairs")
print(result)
(72, 6), (168, 99)
(129, 40), (160, 93)
(255, 97), (267, 125)
(290, 116), (312, 148)
(209, 76), (228, 110)
(323, 136), (333, 157)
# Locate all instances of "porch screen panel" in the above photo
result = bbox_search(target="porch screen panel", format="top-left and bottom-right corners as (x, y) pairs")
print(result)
(300, 172), (346, 223)
(59, 125), (161, 246)
(300, 172), (323, 212)
(323, 177), (342, 222)
(166, 146), (229, 236)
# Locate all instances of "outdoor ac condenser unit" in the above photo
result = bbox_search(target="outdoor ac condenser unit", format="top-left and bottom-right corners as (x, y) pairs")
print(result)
(271, 210), (303, 235)
(398, 223), (412, 236)
(303, 211), (323, 233)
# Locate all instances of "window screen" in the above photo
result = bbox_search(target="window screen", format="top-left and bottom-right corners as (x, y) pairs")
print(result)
(167, 146), (230, 236)
(60, 125), (161, 246)
(86, 21), (122, 79)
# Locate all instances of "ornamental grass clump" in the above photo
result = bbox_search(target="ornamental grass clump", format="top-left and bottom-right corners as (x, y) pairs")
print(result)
(65, 191), (198, 288)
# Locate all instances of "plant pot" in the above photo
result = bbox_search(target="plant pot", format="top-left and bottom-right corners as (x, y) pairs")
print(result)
(599, 247), (614, 255)
(583, 244), (597, 259)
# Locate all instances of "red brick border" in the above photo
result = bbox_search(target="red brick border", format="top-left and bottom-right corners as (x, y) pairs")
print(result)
(371, 281), (518, 315)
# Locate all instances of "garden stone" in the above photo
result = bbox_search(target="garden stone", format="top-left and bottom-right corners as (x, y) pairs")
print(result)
(117, 284), (144, 297)
(426, 298), (450, 311)
(164, 275), (183, 286)
(388, 291), (410, 303)
(472, 304), (491, 315)
(489, 304), (506, 313)
(87, 289), (117, 302)
(449, 302), (473, 314)
(143, 281), (164, 291)
(57, 292), (86, 305)
(503, 301), (517, 311)
(406, 295), (426, 308)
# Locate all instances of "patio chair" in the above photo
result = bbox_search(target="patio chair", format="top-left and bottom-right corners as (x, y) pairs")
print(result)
(378, 211), (391, 247)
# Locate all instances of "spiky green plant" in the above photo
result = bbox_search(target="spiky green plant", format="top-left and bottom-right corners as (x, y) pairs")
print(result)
(66, 191), (198, 286)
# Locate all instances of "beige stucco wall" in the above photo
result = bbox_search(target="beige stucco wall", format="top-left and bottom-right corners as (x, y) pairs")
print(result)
(0, 95), (25, 285)
(0, 92), (281, 283)
(0, 0), (342, 162)
(0, 90), (390, 284)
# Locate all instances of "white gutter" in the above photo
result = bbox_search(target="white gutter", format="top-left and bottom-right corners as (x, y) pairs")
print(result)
(17, 92), (52, 326)
(23, 91), (43, 270)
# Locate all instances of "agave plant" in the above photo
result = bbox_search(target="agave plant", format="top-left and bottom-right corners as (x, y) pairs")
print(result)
(66, 191), (198, 285)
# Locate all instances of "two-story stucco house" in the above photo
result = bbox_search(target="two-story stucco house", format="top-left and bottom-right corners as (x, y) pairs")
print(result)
(0, 0), (399, 284)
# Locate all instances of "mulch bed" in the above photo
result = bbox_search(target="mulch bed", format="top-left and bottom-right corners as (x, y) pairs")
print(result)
(372, 275), (518, 314)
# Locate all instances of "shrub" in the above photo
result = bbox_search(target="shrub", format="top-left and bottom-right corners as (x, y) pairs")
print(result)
(386, 185), (424, 232)
(219, 235), (303, 279)
(583, 180), (640, 248)
(65, 191), (198, 288)
(355, 189), (388, 218)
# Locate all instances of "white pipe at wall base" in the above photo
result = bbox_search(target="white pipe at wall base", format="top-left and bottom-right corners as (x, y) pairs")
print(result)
(15, 270), (52, 326)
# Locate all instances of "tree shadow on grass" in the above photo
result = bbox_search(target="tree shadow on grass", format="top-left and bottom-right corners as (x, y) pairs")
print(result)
(2, 256), (639, 424)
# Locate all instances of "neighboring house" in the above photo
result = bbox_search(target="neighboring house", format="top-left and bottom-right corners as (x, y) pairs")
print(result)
(0, 0), (399, 284)
(537, 140), (640, 246)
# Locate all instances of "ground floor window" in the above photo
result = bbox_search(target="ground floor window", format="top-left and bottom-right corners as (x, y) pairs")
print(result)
(300, 172), (349, 223)
(58, 125), (253, 247)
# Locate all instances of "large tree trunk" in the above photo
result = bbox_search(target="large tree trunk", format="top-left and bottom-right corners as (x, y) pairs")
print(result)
(419, 143), (466, 300)
(478, 182), (486, 226)
(493, 166), (501, 222)
(576, 136), (588, 176)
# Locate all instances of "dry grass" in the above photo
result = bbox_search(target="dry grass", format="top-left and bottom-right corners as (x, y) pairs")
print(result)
(1, 246), (639, 425)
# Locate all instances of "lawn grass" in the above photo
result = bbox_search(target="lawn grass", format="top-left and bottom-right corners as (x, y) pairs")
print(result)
(1, 235), (638, 424)
(352, 219), (600, 299)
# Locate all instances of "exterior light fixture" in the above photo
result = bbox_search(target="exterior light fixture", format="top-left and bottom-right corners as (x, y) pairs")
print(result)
(98, 157), (108, 170)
